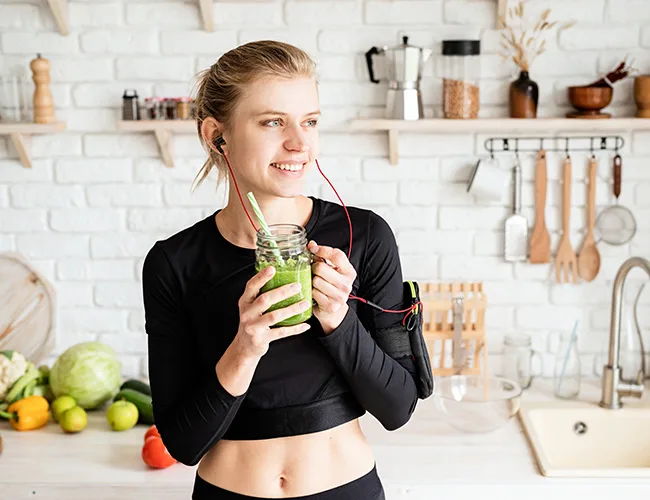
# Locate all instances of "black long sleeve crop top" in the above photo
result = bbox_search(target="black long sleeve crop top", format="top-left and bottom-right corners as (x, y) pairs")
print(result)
(142, 196), (419, 466)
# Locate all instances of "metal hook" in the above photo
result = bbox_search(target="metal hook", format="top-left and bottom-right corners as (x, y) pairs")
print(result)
(600, 137), (607, 150)
(565, 137), (570, 158)
(590, 137), (595, 158)
(539, 137), (544, 151)
(503, 138), (510, 151)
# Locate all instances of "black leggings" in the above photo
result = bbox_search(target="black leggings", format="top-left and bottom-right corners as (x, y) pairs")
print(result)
(192, 465), (386, 500)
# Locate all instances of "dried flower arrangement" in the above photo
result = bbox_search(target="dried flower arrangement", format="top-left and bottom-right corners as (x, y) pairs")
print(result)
(499, 0), (575, 73)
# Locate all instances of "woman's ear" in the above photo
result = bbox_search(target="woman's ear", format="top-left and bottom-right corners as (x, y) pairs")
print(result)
(200, 116), (225, 154)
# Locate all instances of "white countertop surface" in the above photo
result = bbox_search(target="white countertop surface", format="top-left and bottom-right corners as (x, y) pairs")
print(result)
(1, 378), (650, 499)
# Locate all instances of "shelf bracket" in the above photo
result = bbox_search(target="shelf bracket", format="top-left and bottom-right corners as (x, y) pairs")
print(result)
(46, 0), (70, 36)
(497, 0), (508, 28)
(388, 129), (399, 165)
(9, 133), (32, 169)
(199, 0), (214, 32)
(154, 129), (174, 168)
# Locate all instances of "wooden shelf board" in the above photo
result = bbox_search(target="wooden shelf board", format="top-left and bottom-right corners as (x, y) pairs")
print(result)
(348, 117), (650, 133)
(0, 121), (67, 135)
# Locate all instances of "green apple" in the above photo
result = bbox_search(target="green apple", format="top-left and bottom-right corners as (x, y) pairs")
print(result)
(59, 406), (87, 433)
(106, 400), (138, 431)
(51, 395), (77, 422)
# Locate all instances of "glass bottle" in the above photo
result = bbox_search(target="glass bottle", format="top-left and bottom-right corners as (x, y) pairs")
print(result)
(554, 330), (581, 399)
(255, 224), (313, 327)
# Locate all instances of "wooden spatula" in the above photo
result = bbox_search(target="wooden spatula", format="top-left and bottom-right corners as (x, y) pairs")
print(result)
(555, 156), (578, 284)
(529, 149), (551, 264)
(578, 156), (601, 281)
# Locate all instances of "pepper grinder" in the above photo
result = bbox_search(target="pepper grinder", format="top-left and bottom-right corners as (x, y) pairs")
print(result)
(30, 53), (55, 124)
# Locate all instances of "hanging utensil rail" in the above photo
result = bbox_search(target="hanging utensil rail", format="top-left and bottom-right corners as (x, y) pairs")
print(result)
(484, 135), (625, 155)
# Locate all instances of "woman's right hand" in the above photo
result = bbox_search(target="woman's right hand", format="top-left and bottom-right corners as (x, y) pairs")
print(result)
(234, 265), (312, 359)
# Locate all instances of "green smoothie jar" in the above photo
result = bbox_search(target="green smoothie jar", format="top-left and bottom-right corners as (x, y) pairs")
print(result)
(255, 224), (312, 327)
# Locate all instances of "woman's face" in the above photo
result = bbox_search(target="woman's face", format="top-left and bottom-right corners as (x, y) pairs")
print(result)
(224, 75), (320, 199)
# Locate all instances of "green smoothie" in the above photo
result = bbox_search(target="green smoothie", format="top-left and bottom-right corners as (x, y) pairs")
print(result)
(256, 255), (312, 327)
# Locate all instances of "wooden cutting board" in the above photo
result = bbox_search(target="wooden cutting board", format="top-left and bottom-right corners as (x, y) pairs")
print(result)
(0, 252), (56, 364)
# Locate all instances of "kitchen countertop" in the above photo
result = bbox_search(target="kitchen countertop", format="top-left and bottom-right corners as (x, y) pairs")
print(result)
(1, 378), (650, 500)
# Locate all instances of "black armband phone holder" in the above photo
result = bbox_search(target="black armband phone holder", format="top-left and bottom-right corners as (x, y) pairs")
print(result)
(373, 281), (434, 400)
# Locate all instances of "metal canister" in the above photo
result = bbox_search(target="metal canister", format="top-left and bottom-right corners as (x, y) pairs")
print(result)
(122, 89), (140, 120)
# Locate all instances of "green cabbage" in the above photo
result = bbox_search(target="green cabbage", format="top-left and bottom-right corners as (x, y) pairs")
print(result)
(50, 342), (122, 409)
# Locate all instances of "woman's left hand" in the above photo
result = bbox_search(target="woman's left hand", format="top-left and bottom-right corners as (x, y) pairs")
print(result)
(307, 240), (356, 334)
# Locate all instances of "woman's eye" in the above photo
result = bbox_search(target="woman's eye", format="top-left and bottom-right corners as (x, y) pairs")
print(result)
(305, 119), (318, 127)
(263, 119), (282, 127)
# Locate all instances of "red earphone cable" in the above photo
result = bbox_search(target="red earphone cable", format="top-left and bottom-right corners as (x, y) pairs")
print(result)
(221, 154), (421, 318)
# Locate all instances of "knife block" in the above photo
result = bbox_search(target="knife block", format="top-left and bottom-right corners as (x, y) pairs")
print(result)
(419, 282), (488, 376)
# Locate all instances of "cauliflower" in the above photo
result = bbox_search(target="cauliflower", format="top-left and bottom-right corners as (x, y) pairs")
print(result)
(0, 350), (29, 400)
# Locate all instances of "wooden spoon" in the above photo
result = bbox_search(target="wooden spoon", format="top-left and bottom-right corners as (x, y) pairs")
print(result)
(529, 148), (551, 263)
(578, 156), (601, 281)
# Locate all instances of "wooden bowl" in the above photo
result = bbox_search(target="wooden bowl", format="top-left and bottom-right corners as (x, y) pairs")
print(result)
(567, 85), (613, 117)
(634, 75), (650, 118)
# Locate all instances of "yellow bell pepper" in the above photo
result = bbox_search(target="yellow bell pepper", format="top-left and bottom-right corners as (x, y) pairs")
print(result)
(0, 395), (50, 431)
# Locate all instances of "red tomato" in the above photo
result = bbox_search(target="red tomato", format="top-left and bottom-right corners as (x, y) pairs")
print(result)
(142, 434), (176, 469)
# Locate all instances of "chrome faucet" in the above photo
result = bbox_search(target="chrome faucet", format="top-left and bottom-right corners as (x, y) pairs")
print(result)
(599, 256), (650, 410)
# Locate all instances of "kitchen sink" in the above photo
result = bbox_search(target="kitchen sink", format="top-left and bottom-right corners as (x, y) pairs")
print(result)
(519, 401), (650, 477)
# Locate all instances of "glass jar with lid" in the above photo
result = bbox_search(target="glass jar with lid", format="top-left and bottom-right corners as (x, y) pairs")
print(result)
(501, 333), (543, 390)
(255, 224), (313, 327)
(441, 40), (481, 119)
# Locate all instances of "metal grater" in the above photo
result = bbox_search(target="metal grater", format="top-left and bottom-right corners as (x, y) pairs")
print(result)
(504, 159), (528, 262)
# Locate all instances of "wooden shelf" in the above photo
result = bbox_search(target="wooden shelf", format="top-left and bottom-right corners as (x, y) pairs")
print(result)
(118, 117), (650, 167)
(349, 117), (650, 165)
(116, 120), (196, 168)
(199, 0), (214, 31)
(0, 121), (67, 168)
(46, 0), (69, 36)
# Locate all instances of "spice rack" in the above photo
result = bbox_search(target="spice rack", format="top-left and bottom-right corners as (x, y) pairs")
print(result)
(419, 282), (488, 377)
(348, 117), (650, 165)
(0, 121), (67, 168)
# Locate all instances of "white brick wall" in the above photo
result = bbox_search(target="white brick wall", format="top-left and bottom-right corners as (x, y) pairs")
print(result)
(1, 0), (649, 380)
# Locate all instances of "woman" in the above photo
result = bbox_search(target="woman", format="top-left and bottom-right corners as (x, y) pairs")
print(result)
(142, 40), (419, 500)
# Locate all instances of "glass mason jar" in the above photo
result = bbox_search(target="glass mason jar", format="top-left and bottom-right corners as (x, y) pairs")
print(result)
(441, 39), (481, 119)
(501, 333), (543, 390)
(255, 224), (313, 327)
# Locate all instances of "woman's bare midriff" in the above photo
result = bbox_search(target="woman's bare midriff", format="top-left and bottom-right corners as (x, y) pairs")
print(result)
(197, 418), (376, 498)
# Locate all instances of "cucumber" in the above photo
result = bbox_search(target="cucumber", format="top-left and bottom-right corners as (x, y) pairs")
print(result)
(120, 379), (151, 396)
(113, 388), (154, 425)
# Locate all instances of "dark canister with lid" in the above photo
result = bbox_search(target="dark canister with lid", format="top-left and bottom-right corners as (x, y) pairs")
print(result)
(122, 89), (140, 120)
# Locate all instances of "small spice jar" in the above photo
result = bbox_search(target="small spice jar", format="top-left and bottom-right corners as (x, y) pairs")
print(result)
(441, 40), (481, 119)
(176, 97), (192, 120)
(255, 224), (313, 327)
(164, 98), (177, 120)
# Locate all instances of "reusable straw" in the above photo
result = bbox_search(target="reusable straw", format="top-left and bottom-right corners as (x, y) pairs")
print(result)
(556, 319), (579, 394)
(246, 191), (284, 265)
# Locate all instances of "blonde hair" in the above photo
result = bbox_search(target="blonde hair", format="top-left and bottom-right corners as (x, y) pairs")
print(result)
(191, 40), (317, 192)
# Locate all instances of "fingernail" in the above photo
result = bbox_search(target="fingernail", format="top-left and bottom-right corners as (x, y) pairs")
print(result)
(291, 283), (302, 292)
(266, 266), (275, 275)
(300, 300), (310, 308)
